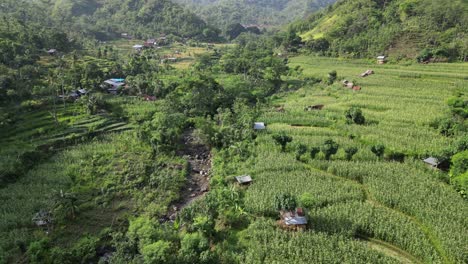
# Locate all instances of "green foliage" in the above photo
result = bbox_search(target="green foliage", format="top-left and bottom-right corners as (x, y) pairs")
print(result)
(178, 232), (211, 264)
(26, 239), (51, 264)
(450, 150), (468, 178)
(294, 0), (468, 60)
(272, 133), (293, 152)
(310, 146), (320, 159)
(295, 143), (308, 160)
(274, 193), (297, 211)
(127, 216), (163, 249)
(344, 147), (358, 161)
(326, 70), (337, 85)
(299, 192), (315, 208)
(141, 240), (174, 264)
(321, 139), (339, 160)
(371, 144), (385, 159)
(345, 107), (366, 125)
(173, 0), (336, 30)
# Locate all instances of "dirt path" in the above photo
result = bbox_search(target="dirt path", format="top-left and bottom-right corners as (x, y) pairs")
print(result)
(163, 129), (211, 222)
(357, 235), (423, 264)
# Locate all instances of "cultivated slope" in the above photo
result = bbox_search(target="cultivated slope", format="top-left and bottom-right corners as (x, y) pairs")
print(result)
(291, 0), (468, 60)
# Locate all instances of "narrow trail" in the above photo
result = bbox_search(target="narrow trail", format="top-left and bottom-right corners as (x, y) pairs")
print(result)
(304, 163), (450, 263)
(162, 129), (211, 222)
(357, 235), (423, 264)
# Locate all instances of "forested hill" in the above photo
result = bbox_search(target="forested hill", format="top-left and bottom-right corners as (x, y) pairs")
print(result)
(172, 0), (337, 29)
(290, 0), (468, 60)
(1, 0), (218, 41)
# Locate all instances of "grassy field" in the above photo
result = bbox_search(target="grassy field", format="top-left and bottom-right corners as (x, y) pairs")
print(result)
(233, 56), (467, 263)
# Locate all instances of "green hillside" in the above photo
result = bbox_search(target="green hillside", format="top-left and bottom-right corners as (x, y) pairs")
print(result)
(172, 0), (337, 29)
(1, 0), (218, 41)
(291, 0), (468, 60)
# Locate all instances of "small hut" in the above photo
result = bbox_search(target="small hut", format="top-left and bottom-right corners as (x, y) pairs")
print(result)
(423, 157), (440, 169)
(235, 175), (252, 185)
(32, 210), (53, 227)
(279, 208), (307, 231)
(360, 69), (374, 77)
(47, 49), (57, 56)
(132, 44), (144, 51)
(254, 122), (266, 130)
(377, 56), (387, 64)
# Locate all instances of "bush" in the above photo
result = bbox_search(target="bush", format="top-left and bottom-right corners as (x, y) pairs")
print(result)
(272, 133), (293, 152)
(321, 139), (339, 160)
(345, 107), (365, 125)
(450, 151), (468, 178)
(295, 144), (308, 161)
(344, 147), (358, 161)
(371, 144), (385, 159)
(26, 238), (51, 264)
(385, 150), (405, 162)
(141, 241), (174, 264)
(310, 147), (320, 159)
(299, 192), (316, 208)
(327, 70), (337, 85)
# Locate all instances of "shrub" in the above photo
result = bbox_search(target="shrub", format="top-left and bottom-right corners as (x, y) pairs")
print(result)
(310, 147), (320, 159)
(450, 151), (468, 178)
(299, 192), (315, 208)
(141, 241), (173, 264)
(26, 238), (51, 264)
(272, 133), (293, 152)
(345, 107), (365, 125)
(295, 144), (308, 161)
(371, 144), (385, 159)
(385, 150), (405, 162)
(344, 147), (358, 161)
(327, 70), (337, 85)
(321, 139), (339, 160)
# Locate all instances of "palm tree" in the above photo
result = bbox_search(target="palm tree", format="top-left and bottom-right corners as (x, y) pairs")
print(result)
(52, 189), (79, 219)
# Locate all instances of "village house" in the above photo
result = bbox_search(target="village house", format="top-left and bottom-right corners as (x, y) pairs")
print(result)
(102, 79), (125, 94)
(145, 39), (156, 47)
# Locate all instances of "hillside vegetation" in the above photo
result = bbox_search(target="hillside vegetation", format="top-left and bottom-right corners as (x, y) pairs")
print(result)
(172, 0), (336, 29)
(290, 0), (468, 60)
(1, 0), (218, 41)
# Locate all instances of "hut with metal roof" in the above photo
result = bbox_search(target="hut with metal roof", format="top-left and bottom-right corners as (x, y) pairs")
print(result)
(279, 208), (307, 231)
(377, 55), (387, 64)
(423, 157), (440, 169)
(235, 175), (252, 185)
(254, 122), (266, 130)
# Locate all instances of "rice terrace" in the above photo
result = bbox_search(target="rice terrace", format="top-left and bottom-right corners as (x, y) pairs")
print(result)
(0, 0), (467, 263)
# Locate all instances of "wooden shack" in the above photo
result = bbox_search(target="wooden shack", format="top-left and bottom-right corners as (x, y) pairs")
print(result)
(279, 208), (307, 231)
(423, 157), (440, 169)
(254, 122), (266, 130)
(235, 175), (252, 185)
(377, 56), (387, 64)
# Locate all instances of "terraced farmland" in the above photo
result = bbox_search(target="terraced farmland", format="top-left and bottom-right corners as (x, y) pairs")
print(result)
(235, 57), (467, 263)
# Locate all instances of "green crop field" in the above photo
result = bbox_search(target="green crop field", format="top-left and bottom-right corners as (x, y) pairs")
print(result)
(228, 56), (468, 263)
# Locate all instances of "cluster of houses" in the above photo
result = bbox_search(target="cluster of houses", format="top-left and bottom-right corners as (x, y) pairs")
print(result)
(132, 36), (169, 52)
